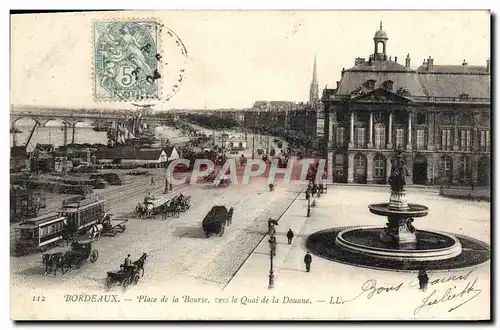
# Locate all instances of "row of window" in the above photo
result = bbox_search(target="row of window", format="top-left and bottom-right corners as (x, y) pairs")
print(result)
(39, 221), (64, 238)
(334, 126), (490, 151)
(60, 203), (104, 229)
(351, 154), (476, 179)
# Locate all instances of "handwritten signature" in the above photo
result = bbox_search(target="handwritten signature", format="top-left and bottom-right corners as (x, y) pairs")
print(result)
(342, 279), (404, 302)
(413, 277), (482, 315)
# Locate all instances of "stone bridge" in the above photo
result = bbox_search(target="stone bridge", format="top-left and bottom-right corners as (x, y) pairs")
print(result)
(10, 105), (249, 128)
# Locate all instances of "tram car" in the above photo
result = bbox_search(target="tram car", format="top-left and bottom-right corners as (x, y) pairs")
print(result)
(58, 194), (105, 235)
(14, 213), (67, 255)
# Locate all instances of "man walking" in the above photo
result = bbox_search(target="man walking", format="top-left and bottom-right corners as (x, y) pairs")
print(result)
(418, 269), (429, 291)
(304, 251), (312, 272)
(287, 229), (294, 244)
(151, 176), (155, 186)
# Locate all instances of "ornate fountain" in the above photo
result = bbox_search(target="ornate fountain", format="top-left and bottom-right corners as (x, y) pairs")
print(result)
(333, 149), (463, 263)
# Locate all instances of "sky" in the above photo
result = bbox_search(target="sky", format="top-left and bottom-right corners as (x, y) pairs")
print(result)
(10, 10), (490, 111)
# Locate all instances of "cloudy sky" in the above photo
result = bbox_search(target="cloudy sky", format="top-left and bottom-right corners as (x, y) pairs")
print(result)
(11, 10), (490, 110)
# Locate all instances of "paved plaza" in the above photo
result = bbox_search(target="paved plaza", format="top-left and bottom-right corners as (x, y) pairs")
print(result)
(11, 178), (490, 320)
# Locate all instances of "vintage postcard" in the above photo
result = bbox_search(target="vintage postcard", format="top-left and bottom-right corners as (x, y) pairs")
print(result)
(10, 10), (491, 320)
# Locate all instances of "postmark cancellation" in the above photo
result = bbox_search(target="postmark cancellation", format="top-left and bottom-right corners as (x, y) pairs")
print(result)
(93, 19), (161, 102)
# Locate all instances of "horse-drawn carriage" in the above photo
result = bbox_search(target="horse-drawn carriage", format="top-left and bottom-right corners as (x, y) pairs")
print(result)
(42, 237), (99, 276)
(105, 253), (147, 291)
(202, 206), (233, 237)
(201, 171), (217, 183)
(100, 215), (128, 237)
(135, 194), (170, 218)
(214, 177), (231, 188)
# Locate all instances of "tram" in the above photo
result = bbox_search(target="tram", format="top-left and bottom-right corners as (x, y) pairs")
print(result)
(58, 194), (105, 235)
(14, 213), (67, 255)
(13, 194), (106, 255)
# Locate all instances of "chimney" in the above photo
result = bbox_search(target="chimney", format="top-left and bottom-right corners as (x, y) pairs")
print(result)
(462, 59), (468, 66)
(394, 56), (398, 63)
(354, 57), (366, 66)
(341, 68), (345, 77)
(336, 81), (340, 88)
(405, 54), (411, 68)
(426, 56), (434, 71)
(487, 58), (490, 72)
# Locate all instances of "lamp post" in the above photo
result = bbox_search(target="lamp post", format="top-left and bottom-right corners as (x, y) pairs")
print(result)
(268, 234), (276, 289)
(307, 194), (311, 217)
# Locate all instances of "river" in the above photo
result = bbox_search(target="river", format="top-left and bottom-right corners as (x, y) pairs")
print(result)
(11, 120), (190, 150)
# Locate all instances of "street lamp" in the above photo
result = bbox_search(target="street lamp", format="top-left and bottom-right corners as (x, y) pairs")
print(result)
(268, 234), (276, 289)
(306, 194), (311, 217)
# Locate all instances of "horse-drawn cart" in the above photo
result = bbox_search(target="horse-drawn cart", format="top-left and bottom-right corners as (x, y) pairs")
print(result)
(104, 253), (147, 291)
(100, 216), (128, 237)
(42, 237), (99, 276)
(136, 194), (170, 218)
(66, 238), (99, 268)
(202, 206), (230, 237)
(105, 268), (140, 291)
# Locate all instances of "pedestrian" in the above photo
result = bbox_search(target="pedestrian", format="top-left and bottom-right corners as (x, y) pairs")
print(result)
(170, 183), (173, 191)
(151, 176), (155, 186)
(418, 269), (429, 291)
(287, 229), (294, 244)
(304, 251), (312, 272)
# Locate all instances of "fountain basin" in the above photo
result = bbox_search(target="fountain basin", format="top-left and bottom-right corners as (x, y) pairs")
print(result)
(368, 203), (429, 217)
(335, 226), (462, 261)
(305, 227), (490, 271)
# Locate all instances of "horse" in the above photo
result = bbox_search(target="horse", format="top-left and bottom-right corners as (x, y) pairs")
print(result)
(42, 252), (68, 276)
(133, 253), (148, 277)
(165, 201), (180, 218)
(137, 203), (153, 218)
(135, 203), (144, 218)
(87, 224), (103, 240)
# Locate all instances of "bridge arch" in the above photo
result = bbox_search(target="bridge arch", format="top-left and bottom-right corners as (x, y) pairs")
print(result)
(11, 116), (42, 127)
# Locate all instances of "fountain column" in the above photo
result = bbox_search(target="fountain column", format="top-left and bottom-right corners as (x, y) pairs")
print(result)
(381, 152), (417, 246)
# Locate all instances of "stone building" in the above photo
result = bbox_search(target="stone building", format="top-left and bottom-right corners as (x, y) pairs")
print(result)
(322, 23), (491, 186)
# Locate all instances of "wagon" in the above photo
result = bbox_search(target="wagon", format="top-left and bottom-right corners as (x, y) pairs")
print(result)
(202, 206), (230, 237)
(105, 268), (140, 291)
(68, 238), (99, 267)
(100, 216), (128, 237)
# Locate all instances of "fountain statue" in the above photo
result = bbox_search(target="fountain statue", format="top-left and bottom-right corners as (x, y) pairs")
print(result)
(381, 151), (416, 246)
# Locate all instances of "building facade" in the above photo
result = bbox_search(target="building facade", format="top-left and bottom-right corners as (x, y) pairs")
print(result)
(322, 23), (491, 186)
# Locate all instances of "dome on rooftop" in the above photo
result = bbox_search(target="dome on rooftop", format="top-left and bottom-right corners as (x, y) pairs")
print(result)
(374, 22), (388, 39)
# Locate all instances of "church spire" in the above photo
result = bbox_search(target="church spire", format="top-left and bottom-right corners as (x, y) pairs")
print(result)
(309, 55), (319, 103)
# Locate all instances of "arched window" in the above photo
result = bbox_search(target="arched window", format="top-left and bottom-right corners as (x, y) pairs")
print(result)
(459, 156), (470, 180)
(373, 154), (386, 178)
(374, 124), (386, 149)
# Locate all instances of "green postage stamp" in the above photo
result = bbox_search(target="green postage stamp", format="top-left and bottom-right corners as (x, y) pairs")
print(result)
(93, 20), (161, 101)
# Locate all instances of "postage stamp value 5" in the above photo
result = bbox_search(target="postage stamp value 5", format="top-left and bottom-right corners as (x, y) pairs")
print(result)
(93, 20), (161, 102)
